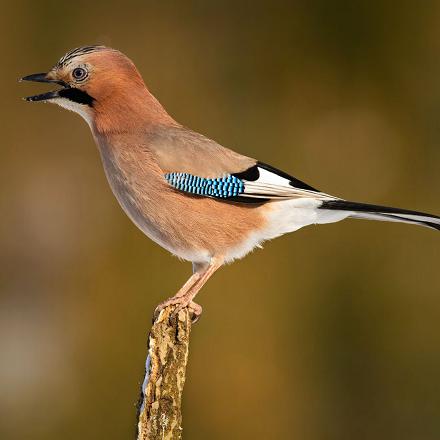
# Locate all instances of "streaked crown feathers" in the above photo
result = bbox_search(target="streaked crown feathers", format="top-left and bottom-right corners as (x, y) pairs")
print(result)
(56, 45), (109, 67)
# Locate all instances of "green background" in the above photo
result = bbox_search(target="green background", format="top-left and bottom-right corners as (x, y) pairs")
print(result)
(1, 1), (439, 439)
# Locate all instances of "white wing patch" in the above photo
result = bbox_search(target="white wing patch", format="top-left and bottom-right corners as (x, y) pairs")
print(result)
(241, 165), (335, 200)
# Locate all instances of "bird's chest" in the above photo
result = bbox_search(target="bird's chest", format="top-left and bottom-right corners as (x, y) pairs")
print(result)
(98, 144), (167, 237)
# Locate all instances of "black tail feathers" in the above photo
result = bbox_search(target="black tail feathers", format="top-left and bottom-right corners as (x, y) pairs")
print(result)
(320, 200), (440, 231)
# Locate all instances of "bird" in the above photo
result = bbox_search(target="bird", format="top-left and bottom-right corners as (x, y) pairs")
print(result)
(21, 45), (439, 322)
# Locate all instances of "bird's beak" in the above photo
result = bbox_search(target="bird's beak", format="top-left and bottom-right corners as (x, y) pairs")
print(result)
(20, 72), (69, 102)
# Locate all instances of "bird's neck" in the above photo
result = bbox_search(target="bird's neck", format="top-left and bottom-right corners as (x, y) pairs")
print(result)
(91, 87), (178, 135)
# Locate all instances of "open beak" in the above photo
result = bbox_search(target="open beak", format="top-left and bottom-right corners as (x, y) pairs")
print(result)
(20, 72), (69, 102)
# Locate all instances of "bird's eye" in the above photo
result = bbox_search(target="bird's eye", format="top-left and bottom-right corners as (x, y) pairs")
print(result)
(72, 67), (87, 81)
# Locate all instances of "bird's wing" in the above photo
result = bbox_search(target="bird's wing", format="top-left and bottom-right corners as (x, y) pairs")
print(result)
(146, 126), (334, 203)
(164, 161), (334, 203)
(145, 125), (256, 177)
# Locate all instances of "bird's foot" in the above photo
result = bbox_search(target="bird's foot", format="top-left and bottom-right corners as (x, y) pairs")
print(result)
(188, 301), (202, 323)
(153, 297), (202, 324)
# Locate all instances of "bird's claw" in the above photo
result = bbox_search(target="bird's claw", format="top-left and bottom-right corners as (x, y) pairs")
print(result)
(187, 301), (202, 323)
(153, 298), (202, 324)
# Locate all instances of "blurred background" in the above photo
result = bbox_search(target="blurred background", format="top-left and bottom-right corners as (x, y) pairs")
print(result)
(1, 1), (440, 439)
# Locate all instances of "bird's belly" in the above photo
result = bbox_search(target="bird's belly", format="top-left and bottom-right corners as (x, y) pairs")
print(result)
(114, 188), (267, 263)
(125, 205), (212, 263)
(108, 176), (213, 262)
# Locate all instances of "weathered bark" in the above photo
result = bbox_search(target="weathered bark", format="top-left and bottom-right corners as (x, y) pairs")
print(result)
(137, 307), (192, 440)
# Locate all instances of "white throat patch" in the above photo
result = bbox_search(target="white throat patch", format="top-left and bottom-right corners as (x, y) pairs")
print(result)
(52, 97), (94, 128)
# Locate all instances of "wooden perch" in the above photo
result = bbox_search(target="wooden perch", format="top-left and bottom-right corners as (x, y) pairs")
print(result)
(137, 306), (192, 440)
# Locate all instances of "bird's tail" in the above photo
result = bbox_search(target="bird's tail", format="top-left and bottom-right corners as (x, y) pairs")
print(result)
(320, 200), (440, 231)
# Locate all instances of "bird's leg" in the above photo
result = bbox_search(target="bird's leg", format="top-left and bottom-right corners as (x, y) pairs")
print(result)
(172, 260), (222, 318)
(153, 271), (202, 321)
(154, 258), (222, 323)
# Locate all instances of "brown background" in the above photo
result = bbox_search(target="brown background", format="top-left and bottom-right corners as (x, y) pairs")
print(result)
(1, 1), (439, 439)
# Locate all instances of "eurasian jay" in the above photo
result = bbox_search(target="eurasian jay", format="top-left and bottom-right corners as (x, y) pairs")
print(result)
(21, 46), (440, 321)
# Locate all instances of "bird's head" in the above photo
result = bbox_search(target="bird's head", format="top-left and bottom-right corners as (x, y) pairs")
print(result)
(21, 46), (173, 132)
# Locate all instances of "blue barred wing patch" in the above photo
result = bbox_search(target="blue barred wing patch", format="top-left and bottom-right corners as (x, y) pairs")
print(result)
(164, 173), (245, 198)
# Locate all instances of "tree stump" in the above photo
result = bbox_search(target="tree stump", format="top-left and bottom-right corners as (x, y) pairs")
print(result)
(137, 306), (192, 440)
